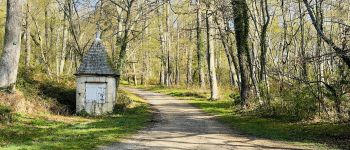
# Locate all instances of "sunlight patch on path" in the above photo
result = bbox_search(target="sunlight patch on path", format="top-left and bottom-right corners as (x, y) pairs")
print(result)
(101, 87), (309, 150)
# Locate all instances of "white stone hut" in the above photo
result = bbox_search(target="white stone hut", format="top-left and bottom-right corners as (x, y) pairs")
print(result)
(75, 35), (119, 115)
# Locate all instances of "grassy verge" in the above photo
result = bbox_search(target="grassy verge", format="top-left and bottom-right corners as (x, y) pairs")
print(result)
(0, 90), (151, 150)
(135, 85), (349, 150)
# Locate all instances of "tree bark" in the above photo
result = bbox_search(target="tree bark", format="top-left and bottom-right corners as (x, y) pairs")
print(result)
(157, 5), (166, 85)
(232, 0), (250, 108)
(116, 0), (135, 90)
(206, 3), (219, 100)
(0, 0), (23, 90)
(175, 28), (180, 86)
(186, 47), (193, 86)
(214, 16), (237, 87)
(186, 29), (193, 86)
(165, 0), (171, 86)
(59, 12), (68, 75)
(259, 0), (270, 83)
(25, 2), (31, 70)
(298, 0), (308, 80)
(196, 0), (206, 89)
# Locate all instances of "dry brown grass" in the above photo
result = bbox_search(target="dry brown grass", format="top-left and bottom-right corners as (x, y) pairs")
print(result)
(0, 91), (50, 115)
(38, 114), (92, 124)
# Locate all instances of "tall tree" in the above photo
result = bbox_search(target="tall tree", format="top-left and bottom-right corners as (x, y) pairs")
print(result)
(196, 0), (206, 88)
(24, 1), (31, 70)
(205, 1), (219, 100)
(164, 0), (171, 86)
(258, 0), (270, 83)
(298, 0), (308, 80)
(0, 0), (24, 91)
(232, 0), (250, 108)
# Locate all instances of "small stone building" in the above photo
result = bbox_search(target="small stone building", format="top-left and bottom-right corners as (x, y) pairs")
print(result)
(75, 36), (119, 115)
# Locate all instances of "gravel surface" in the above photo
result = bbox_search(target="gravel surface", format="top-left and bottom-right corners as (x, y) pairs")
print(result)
(101, 87), (310, 150)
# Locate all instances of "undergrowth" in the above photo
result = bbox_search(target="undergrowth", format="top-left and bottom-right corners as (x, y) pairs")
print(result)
(0, 69), (152, 149)
(0, 88), (151, 149)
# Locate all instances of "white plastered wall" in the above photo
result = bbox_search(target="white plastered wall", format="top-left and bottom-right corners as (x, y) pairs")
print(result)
(76, 76), (116, 115)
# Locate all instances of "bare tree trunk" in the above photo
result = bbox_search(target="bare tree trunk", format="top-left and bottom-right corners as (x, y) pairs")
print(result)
(315, 0), (327, 118)
(0, 0), (23, 90)
(141, 15), (148, 85)
(165, 0), (171, 87)
(259, 0), (270, 83)
(115, 1), (135, 90)
(32, 15), (53, 77)
(186, 29), (193, 86)
(175, 29), (180, 86)
(59, 13), (68, 75)
(249, 42), (262, 104)
(25, 2), (31, 70)
(44, 5), (49, 59)
(214, 16), (237, 87)
(157, 6), (166, 85)
(196, 0), (206, 89)
(55, 28), (61, 77)
(298, 1), (308, 80)
(66, 48), (73, 75)
(186, 47), (193, 86)
(232, 0), (250, 108)
(132, 61), (137, 86)
(206, 3), (219, 100)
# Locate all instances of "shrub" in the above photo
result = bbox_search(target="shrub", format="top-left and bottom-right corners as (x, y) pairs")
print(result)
(229, 92), (241, 106)
(0, 105), (12, 123)
(76, 109), (89, 117)
(114, 92), (132, 113)
(255, 84), (318, 121)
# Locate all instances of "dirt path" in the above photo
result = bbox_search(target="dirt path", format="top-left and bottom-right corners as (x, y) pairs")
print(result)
(102, 87), (310, 150)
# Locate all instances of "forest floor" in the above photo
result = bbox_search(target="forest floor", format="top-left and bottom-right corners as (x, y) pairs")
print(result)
(104, 87), (321, 150)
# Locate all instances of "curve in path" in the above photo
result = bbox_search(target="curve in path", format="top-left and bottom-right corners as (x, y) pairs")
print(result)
(102, 87), (309, 150)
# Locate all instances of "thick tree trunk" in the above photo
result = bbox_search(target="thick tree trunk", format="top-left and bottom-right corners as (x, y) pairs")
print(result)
(0, 0), (23, 90)
(206, 4), (219, 100)
(232, 0), (250, 108)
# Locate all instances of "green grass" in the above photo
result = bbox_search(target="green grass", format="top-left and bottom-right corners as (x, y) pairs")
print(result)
(137, 85), (350, 150)
(0, 90), (152, 150)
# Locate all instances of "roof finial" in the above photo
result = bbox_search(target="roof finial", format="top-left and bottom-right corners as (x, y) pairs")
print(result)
(95, 24), (101, 42)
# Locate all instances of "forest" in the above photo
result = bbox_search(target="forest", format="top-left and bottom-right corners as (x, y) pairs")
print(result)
(0, 0), (350, 149)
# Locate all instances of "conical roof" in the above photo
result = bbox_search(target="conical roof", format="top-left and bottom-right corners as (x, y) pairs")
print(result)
(76, 38), (118, 77)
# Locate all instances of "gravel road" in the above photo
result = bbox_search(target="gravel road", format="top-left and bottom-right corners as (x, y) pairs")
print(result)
(101, 87), (310, 150)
